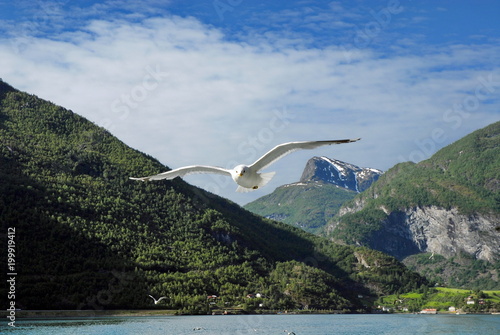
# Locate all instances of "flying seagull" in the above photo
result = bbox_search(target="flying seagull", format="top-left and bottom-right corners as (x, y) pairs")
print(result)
(148, 295), (167, 304)
(130, 139), (360, 192)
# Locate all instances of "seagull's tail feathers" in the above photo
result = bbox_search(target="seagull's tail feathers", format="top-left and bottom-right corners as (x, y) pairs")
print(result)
(258, 171), (276, 188)
(235, 172), (276, 193)
(236, 185), (253, 193)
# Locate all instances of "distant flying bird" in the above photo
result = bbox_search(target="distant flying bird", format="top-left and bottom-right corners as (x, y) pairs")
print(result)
(148, 295), (167, 304)
(130, 139), (360, 192)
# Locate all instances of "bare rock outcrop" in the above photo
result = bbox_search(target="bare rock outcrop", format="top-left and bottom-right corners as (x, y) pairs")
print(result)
(369, 206), (499, 262)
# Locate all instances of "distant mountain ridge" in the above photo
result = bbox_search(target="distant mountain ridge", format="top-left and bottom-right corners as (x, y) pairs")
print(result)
(245, 121), (500, 289)
(300, 156), (383, 192)
(245, 158), (382, 232)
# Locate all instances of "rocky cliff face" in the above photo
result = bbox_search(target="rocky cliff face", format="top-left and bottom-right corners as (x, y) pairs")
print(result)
(365, 206), (500, 262)
(300, 156), (382, 192)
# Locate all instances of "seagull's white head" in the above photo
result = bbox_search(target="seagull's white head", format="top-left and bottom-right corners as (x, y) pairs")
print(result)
(233, 165), (248, 178)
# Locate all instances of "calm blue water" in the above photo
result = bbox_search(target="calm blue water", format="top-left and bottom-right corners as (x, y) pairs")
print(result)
(2, 314), (499, 334)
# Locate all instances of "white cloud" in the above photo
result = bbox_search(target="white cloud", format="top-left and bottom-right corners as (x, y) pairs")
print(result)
(1, 14), (499, 204)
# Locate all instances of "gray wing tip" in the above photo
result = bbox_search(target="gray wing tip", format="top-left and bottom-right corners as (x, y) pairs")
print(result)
(129, 177), (150, 182)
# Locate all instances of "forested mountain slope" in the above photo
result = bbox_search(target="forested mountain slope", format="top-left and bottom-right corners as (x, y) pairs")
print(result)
(326, 121), (500, 289)
(245, 182), (357, 233)
(0, 80), (426, 312)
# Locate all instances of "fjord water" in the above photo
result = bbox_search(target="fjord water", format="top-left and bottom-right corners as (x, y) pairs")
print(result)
(3, 314), (500, 335)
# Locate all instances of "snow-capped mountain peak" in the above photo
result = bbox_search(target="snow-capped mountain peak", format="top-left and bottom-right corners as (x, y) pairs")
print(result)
(299, 156), (382, 192)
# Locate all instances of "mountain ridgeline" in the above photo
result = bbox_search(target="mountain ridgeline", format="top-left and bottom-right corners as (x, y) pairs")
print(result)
(0, 80), (426, 312)
(326, 121), (500, 289)
(245, 158), (382, 233)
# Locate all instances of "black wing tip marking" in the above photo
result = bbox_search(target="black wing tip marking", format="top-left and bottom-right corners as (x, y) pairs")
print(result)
(320, 138), (361, 144)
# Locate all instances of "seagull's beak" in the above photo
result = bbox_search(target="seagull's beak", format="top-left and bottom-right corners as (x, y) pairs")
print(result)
(239, 173), (244, 177)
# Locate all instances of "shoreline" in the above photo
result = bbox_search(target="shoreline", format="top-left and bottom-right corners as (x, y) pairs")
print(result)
(2, 309), (499, 319)
(2, 309), (347, 319)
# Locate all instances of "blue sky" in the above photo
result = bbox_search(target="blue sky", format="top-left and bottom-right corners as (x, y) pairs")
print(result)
(1, 0), (499, 204)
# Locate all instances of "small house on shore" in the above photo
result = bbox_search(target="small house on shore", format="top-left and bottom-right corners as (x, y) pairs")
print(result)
(420, 308), (437, 314)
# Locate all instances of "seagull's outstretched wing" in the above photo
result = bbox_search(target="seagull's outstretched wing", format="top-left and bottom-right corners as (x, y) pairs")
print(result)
(250, 139), (360, 172)
(130, 165), (231, 181)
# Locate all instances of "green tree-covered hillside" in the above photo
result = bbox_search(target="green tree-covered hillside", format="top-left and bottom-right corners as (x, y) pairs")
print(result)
(0, 80), (426, 312)
(327, 121), (500, 289)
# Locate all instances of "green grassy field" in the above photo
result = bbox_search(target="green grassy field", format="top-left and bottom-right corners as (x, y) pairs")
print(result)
(376, 287), (500, 313)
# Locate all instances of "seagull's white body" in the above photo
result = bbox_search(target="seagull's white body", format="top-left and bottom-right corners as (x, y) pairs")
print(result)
(131, 139), (360, 192)
(148, 295), (167, 304)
